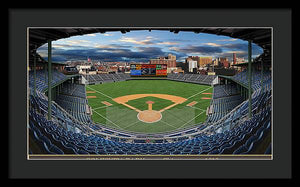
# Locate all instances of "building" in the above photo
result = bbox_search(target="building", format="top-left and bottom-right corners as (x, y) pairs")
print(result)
(213, 58), (219, 66)
(199, 56), (212, 67)
(236, 57), (245, 64)
(76, 65), (91, 74)
(150, 54), (176, 73)
(187, 56), (212, 67)
(186, 56), (212, 68)
(149, 54), (177, 68)
(233, 53), (237, 65)
(219, 57), (230, 68)
(188, 60), (198, 72)
(172, 67), (184, 74)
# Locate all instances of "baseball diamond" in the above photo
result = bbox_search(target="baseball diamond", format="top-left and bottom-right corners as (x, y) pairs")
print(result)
(86, 80), (213, 133)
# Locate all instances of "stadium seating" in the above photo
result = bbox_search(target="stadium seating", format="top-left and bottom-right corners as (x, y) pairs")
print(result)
(82, 73), (130, 84)
(29, 69), (68, 93)
(167, 73), (216, 85)
(28, 102), (270, 155)
(231, 69), (271, 91)
(213, 84), (239, 99)
(206, 95), (243, 123)
(28, 67), (272, 155)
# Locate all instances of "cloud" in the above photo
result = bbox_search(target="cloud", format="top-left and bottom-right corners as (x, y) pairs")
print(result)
(157, 41), (179, 45)
(118, 37), (155, 45)
(86, 33), (96, 37)
(169, 45), (223, 55)
(169, 47), (180, 51)
(65, 40), (91, 45)
(94, 44), (132, 49)
(102, 33), (113, 36)
(222, 43), (263, 55)
(136, 47), (166, 57)
(216, 38), (238, 42)
(37, 44), (169, 62)
(203, 42), (222, 47)
(168, 38), (192, 42)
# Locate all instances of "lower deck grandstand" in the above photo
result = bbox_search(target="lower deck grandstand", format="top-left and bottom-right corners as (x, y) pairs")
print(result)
(81, 72), (217, 86)
(28, 68), (272, 155)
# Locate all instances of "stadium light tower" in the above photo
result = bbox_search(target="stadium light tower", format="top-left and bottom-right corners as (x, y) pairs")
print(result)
(248, 40), (252, 118)
(47, 40), (52, 120)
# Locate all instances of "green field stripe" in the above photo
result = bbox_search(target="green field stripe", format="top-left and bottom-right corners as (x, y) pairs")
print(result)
(92, 108), (124, 129)
(186, 106), (206, 112)
(161, 107), (197, 128)
(186, 86), (213, 100)
(162, 109), (189, 124)
(86, 85), (114, 99)
(92, 105), (110, 110)
(123, 120), (141, 130)
(160, 120), (178, 129)
(105, 107), (138, 125)
(178, 110), (206, 129)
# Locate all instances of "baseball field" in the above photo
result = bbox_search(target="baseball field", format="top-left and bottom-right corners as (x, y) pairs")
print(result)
(86, 80), (213, 134)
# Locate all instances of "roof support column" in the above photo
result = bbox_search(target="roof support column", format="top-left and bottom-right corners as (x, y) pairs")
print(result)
(248, 40), (252, 118)
(261, 60), (264, 92)
(44, 63), (47, 83)
(47, 40), (52, 120)
(241, 86), (244, 100)
(33, 48), (36, 97)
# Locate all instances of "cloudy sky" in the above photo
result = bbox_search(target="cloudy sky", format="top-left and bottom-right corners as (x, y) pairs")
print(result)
(37, 30), (263, 63)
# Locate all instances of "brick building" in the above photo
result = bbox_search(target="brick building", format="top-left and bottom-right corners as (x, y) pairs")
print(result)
(149, 54), (177, 68)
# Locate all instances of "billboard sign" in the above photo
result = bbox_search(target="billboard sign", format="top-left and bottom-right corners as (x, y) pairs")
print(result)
(130, 64), (167, 77)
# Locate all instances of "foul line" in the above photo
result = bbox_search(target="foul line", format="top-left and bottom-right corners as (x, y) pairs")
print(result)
(92, 105), (110, 110)
(187, 106), (206, 112)
(162, 109), (187, 123)
(86, 86), (114, 100)
(186, 86), (213, 100)
(123, 120), (141, 129)
(92, 109), (123, 130)
(160, 120), (178, 129)
(177, 110), (206, 129)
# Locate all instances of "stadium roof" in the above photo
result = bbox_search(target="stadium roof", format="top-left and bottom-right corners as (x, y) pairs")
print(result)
(29, 28), (271, 63)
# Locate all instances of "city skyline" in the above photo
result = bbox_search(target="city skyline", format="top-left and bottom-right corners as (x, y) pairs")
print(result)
(37, 30), (263, 63)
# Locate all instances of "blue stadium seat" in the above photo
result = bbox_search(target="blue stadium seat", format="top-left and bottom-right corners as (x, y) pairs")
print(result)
(233, 145), (248, 154)
(218, 142), (231, 154)
(264, 144), (271, 154)
(76, 149), (89, 155)
(208, 148), (221, 155)
(43, 142), (64, 154)
(244, 135), (258, 148)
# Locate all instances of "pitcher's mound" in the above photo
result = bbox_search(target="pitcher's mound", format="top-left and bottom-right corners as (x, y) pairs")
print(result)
(137, 110), (162, 123)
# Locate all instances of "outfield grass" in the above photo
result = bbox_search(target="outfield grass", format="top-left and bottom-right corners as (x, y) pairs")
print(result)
(86, 80), (213, 133)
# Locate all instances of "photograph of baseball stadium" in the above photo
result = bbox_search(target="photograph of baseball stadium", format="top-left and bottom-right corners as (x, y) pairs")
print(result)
(27, 27), (272, 160)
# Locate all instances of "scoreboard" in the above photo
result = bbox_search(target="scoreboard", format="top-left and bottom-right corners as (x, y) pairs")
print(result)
(130, 64), (167, 77)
